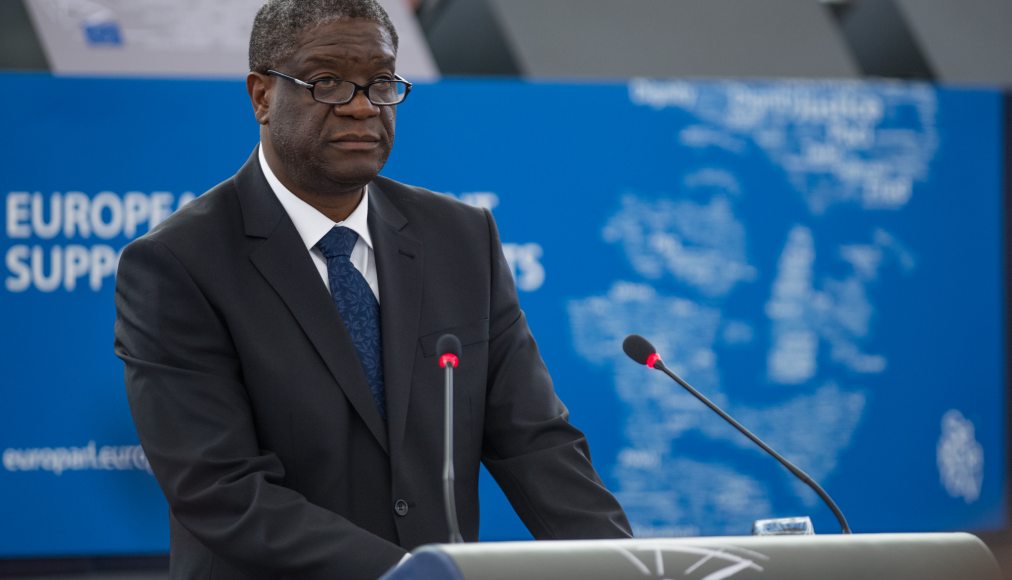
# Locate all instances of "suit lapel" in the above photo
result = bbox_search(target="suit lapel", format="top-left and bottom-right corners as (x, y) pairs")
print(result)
(235, 150), (389, 454)
(368, 180), (423, 460)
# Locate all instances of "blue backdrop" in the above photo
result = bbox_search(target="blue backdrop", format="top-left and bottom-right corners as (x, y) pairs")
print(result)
(0, 73), (1005, 556)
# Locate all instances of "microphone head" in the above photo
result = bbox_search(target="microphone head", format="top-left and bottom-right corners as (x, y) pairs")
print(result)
(623, 334), (660, 368)
(436, 334), (462, 357)
(437, 333), (462, 369)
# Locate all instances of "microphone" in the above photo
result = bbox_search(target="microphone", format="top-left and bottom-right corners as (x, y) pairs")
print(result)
(622, 334), (852, 534)
(436, 334), (464, 543)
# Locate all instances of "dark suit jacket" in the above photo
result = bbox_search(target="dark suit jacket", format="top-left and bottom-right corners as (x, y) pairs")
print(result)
(114, 151), (631, 579)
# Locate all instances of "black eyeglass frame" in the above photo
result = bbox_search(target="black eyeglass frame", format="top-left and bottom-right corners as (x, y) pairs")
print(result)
(266, 69), (412, 106)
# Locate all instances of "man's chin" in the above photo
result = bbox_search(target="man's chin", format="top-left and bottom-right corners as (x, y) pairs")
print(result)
(324, 165), (384, 190)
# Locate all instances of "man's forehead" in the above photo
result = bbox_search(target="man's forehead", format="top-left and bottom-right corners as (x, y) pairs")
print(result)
(295, 18), (394, 50)
(300, 53), (395, 68)
(287, 19), (396, 68)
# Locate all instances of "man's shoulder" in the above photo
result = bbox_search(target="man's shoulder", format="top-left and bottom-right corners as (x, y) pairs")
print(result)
(372, 175), (487, 223)
(124, 174), (244, 258)
(163, 175), (240, 230)
(370, 176), (501, 253)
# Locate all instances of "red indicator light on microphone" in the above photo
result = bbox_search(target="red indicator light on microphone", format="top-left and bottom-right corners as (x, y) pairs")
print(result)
(439, 354), (459, 368)
(646, 353), (661, 369)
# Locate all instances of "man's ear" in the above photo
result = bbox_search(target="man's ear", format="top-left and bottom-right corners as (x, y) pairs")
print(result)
(247, 72), (271, 125)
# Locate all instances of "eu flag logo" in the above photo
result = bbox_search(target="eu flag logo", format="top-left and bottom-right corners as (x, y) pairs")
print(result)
(83, 21), (123, 46)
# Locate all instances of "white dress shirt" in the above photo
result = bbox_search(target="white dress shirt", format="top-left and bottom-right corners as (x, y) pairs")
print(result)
(258, 145), (380, 302)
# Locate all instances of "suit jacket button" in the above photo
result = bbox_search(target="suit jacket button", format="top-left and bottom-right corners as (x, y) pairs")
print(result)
(394, 499), (409, 517)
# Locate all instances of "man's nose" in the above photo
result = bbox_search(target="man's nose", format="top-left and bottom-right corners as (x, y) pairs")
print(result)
(334, 90), (380, 119)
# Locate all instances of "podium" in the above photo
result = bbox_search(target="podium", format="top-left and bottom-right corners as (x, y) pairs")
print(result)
(382, 533), (1001, 580)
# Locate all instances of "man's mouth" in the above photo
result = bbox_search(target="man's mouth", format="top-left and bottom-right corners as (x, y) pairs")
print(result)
(330, 135), (381, 151)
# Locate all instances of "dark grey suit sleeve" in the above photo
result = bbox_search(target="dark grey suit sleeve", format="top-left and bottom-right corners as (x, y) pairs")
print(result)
(477, 210), (633, 540)
(114, 237), (406, 579)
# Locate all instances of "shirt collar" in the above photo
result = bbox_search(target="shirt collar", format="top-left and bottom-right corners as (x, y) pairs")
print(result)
(257, 144), (373, 252)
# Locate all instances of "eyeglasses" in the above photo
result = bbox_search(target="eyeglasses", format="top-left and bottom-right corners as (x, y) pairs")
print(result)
(266, 69), (412, 106)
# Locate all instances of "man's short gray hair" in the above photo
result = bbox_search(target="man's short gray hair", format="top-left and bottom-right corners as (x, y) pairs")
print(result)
(248, 0), (399, 73)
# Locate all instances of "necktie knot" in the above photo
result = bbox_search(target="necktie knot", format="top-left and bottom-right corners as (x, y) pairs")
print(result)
(317, 226), (359, 259)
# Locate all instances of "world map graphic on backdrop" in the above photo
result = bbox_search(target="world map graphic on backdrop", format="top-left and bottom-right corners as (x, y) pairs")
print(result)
(568, 80), (984, 536)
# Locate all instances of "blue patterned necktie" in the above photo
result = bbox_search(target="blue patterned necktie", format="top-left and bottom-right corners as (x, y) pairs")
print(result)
(316, 226), (386, 419)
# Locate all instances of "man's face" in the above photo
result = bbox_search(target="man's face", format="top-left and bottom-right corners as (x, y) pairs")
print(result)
(259, 18), (397, 195)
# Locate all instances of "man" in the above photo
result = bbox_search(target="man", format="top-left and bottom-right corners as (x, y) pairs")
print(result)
(114, 0), (631, 578)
